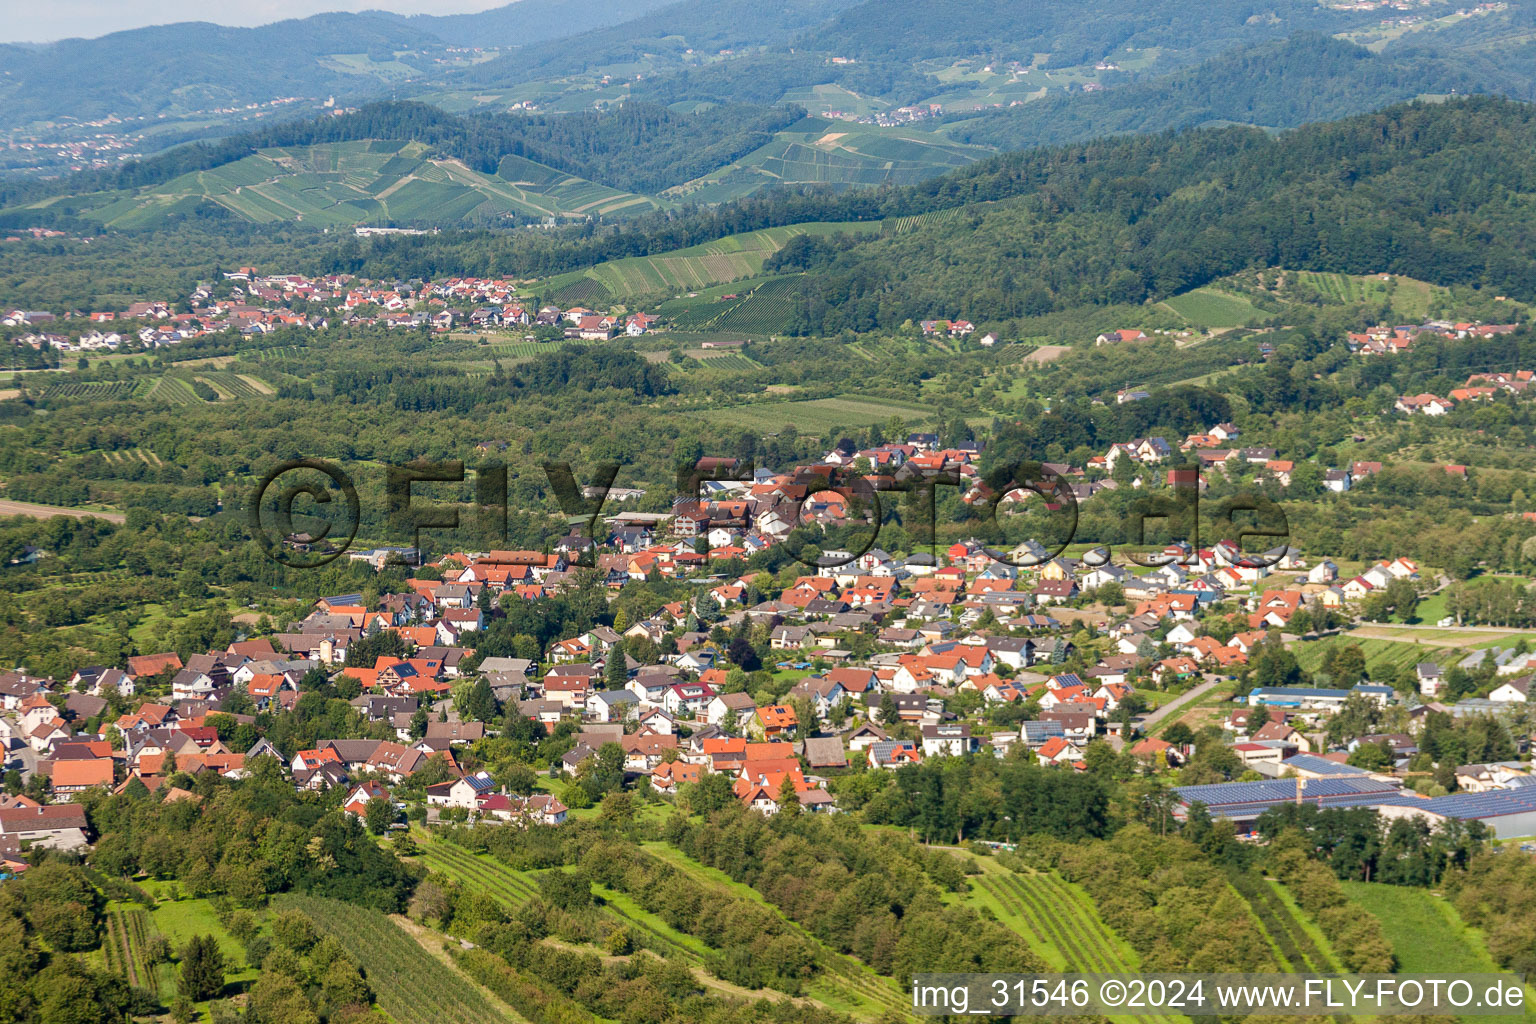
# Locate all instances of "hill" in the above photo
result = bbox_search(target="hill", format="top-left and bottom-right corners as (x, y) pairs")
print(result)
(645, 96), (1536, 334)
(942, 33), (1536, 150)
(455, 0), (865, 88)
(10, 140), (661, 230)
(0, 14), (445, 128)
(369, 0), (677, 47)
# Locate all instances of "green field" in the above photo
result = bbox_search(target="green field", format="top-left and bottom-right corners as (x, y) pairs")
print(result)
(698, 394), (939, 434)
(11, 140), (661, 229)
(1339, 880), (1531, 1023)
(1162, 287), (1260, 329)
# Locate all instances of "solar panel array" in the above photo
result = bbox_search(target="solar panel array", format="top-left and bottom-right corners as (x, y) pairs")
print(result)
(1174, 776), (1395, 808)
(1422, 789), (1536, 820)
(1280, 754), (1369, 777)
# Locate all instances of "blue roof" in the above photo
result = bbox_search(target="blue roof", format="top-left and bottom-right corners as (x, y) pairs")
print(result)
(1420, 790), (1536, 820)
(1250, 687), (1351, 698)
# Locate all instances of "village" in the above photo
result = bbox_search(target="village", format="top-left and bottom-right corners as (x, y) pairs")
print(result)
(4, 418), (1536, 869)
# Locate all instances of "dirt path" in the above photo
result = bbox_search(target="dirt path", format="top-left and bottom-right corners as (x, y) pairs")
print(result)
(389, 914), (532, 1023)
(0, 498), (125, 523)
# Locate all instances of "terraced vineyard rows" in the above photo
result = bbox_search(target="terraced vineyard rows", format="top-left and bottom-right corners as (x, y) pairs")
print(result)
(274, 894), (507, 1024)
(146, 376), (203, 406)
(103, 906), (159, 993)
(197, 371), (269, 398)
(975, 869), (1182, 1024)
(411, 837), (537, 907)
(40, 380), (143, 401)
(1228, 869), (1338, 973)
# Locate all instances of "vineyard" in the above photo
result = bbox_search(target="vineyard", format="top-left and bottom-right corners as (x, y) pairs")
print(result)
(1227, 869), (1339, 972)
(969, 865), (1185, 1024)
(196, 371), (272, 398)
(40, 380), (144, 401)
(102, 905), (162, 994)
(272, 893), (508, 1024)
(657, 275), (803, 334)
(699, 394), (937, 434)
(687, 353), (759, 372)
(415, 833), (909, 1020)
(146, 376), (206, 406)
(409, 835), (538, 908)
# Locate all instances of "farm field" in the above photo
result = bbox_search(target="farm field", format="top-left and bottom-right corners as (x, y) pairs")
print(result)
(697, 394), (939, 434)
(1161, 287), (1260, 329)
(1227, 869), (1338, 972)
(274, 893), (509, 1024)
(1341, 882), (1499, 972)
(100, 904), (163, 994)
(1291, 633), (1449, 678)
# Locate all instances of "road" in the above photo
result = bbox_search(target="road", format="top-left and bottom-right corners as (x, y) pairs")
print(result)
(0, 499), (125, 524)
(1136, 676), (1222, 734)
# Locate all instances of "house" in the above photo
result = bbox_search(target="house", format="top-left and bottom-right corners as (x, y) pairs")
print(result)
(49, 758), (115, 797)
(920, 724), (976, 757)
(663, 682), (716, 717)
(867, 740), (922, 769)
(748, 705), (798, 740)
(705, 691), (756, 726)
(425, 770), (497, 809)
(589, 689), (640, 723)
(0, 804), (89, 851)
(1489, 675), (1531, 703)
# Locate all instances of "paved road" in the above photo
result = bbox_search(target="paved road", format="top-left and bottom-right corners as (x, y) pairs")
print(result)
(0, 499), (124, 524)
(1137, 677), (1222, 734)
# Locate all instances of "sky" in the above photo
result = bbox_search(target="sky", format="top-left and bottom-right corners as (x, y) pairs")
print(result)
(3, 0), (512, 43)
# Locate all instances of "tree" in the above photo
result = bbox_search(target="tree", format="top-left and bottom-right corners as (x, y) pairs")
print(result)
(878, 694), (900, 727)
(777, 774), (802, 816)
(179, 934), (226, 1001)
(606, 649), (627, 689)
(463, 678), (498, 723)
(364, 797), (395, 835)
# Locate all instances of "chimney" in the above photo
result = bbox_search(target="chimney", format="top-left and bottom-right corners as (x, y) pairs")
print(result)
(1295, 777), (1305, 805)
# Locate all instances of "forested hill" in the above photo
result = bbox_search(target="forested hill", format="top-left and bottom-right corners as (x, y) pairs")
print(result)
(945, 34), (1536, 151)
(0, 14), (434, 125)
(368, 0), (677, 47)
(747, 97), (1536, 333)
(456, 0), (866, 87)
(2, 101), (807, 209)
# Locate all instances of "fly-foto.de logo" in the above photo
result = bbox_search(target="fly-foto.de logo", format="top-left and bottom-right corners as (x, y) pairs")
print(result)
(247, 457), (1289, 570)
